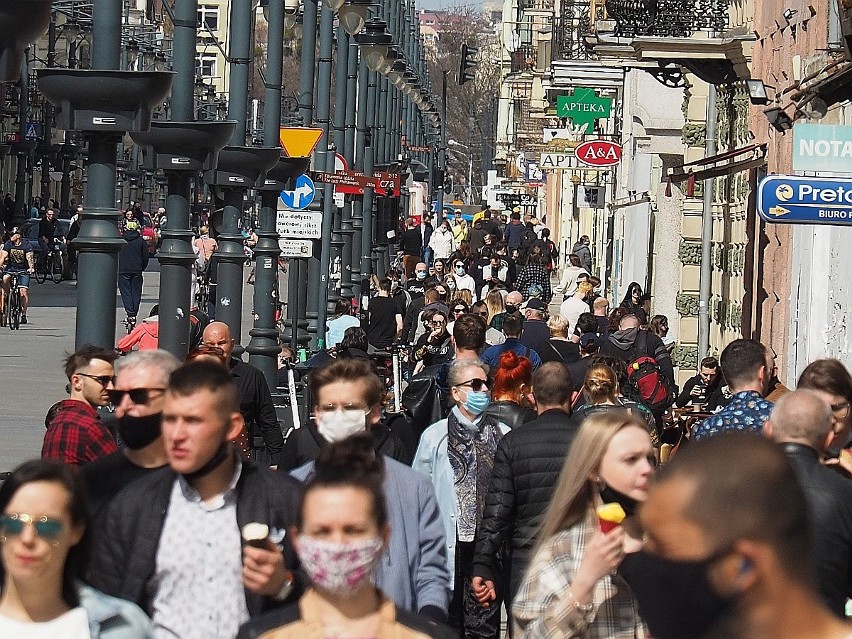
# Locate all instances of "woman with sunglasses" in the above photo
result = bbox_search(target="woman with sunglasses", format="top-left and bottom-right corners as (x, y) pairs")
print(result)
(446, 299), (470, 335)
(0, 459), (151, 637)
(512, 412), (653, 639)
(413, 358), (509, 639)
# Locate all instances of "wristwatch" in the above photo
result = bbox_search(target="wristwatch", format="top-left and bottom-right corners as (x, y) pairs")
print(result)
(274, 571), (295, 601)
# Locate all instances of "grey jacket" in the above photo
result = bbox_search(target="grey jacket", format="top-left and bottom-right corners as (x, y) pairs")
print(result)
(292, 456), (450, 617)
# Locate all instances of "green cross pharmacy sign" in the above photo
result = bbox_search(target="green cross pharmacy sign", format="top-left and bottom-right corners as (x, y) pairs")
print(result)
(556, 88), (613, 130)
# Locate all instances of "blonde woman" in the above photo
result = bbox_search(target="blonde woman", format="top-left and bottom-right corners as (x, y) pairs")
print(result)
(571, 361), (659, 447)
(512, 412), (654, 638)
(485, 289), (507, 330)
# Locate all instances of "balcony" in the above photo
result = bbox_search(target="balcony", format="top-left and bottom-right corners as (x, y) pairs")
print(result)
(603, 0), (728, 38)
(552, 8), (594, 61)
(510, 46), (537, 73)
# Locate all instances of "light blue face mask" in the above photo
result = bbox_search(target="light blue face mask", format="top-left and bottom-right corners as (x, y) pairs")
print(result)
(464, 389), (491, 415)
(416, 271), (427, 280)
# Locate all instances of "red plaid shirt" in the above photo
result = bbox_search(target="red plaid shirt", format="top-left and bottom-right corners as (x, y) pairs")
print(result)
(42, 399), (117, 465)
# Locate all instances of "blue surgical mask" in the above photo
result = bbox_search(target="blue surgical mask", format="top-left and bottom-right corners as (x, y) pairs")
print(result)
(416, 271), (427, 280)
(455, 266), (466, 276)
(464, 390), (490, 415)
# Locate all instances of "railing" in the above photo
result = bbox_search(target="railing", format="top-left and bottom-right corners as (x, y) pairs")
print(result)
(551, 4), (595, 61)
(510, 45), (537, 73)
(603, 0), (728, 38)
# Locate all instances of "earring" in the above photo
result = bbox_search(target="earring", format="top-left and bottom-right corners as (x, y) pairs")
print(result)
(0, 535), (6, 543)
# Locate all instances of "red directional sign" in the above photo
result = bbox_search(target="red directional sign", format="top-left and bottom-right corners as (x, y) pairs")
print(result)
(575, 139), (622, 167)
(312, 171), (400, 196)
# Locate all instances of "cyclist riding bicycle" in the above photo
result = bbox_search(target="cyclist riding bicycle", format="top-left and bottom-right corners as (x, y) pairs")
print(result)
(0, 227), (35, 324)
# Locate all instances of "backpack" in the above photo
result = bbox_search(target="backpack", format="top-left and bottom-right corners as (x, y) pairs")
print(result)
(626, 354), (674, 412)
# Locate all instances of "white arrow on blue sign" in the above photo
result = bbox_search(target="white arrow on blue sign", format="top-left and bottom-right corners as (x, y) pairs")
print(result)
(280, 174), (315, 210)
(758, 175), (852, 225)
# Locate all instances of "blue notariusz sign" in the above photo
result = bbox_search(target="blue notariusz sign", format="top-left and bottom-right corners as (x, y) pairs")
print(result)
(757, 175), (852, 225)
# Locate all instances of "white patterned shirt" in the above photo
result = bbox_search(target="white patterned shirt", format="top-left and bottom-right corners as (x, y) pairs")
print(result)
(149, 459), (248, 639)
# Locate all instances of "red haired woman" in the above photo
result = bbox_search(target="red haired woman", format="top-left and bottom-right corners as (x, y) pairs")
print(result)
(485, 351), (537, 429)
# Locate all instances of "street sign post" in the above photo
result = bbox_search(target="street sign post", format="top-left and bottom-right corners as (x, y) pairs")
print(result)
(279, 173), (315, 210)
(555, 88), (613, 130)
(757, 175), (852, 225)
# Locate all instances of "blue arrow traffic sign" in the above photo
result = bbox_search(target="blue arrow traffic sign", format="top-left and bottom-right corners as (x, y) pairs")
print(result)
(757, 175), (852, 225)
(280, 173), (315, 210)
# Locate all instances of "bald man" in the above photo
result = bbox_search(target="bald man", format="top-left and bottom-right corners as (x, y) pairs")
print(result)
(765, 389), (852, 617)
(202, 322), (283, 466)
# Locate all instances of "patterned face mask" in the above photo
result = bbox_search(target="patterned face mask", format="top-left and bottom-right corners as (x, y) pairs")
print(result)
(297, 536), (384, 596)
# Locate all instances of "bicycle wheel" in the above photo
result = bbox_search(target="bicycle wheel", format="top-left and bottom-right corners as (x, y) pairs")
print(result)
(9, 287), (20, 330)
(51, 252), (64, 283)
(35, 254), (47, 284)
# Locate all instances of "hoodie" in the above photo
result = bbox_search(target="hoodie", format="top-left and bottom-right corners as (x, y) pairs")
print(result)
(118, 230), (150, 274)
(602, 327), (674, 383)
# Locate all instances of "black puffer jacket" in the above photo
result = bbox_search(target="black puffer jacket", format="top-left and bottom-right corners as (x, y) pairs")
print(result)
(472, 409), (577, 599)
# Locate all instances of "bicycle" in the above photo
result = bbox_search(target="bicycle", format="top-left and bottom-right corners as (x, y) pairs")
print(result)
(35, 238), (64, 284)
(1, 271), (24, 330)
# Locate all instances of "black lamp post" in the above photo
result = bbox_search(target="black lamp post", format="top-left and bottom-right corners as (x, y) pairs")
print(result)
(37, 0), (173, 349)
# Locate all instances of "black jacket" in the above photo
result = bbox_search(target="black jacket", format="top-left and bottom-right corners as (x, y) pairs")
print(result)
(485, 400), (536, 430)
(399, 228), (422, 257)
(118, 230), (149, 274)
(86, 459), (304, 617)
(782, 443), (852, 617)
(473, 409), (578, 595)
(231, 358), (285, 465)
(279, 421), (413, 471)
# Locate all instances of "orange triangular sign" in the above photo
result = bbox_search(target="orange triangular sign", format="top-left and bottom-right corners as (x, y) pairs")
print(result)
(279, 127), (323, 158)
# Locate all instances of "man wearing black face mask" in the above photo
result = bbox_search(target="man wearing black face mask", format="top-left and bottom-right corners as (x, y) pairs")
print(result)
(620, 432), (852, 639)
(81, 349), (180, 516)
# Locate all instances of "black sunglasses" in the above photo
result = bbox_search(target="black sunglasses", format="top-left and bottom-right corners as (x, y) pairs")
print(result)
(453, 307), (467, 314)
(456, 378), (489, 392)
(475, 311), (488, 317)
(107, 387), (166, 405)
(77, 373), (114, 387)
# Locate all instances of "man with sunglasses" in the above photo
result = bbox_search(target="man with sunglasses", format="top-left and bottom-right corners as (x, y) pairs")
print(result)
(81, 350), (181, 515)
(43, 345), (118, 465)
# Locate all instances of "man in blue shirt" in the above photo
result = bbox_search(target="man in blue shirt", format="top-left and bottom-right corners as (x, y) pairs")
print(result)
(481, 314), (542, 370)
(692, 338), (774, 441)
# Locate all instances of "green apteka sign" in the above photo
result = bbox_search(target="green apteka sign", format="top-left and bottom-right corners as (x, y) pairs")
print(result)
(556, 88), (613, 130)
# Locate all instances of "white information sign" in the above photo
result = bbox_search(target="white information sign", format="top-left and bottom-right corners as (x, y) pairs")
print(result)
(278, 238), (314, 257)
(276, 209), (323, 238)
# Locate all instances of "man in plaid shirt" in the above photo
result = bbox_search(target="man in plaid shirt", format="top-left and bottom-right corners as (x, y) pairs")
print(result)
(42, 345), (118, 464)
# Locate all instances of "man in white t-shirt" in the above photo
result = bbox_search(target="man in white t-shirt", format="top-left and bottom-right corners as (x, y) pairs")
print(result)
(558, 281), (592, 335)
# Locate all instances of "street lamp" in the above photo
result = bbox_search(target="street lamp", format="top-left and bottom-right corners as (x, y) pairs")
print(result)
(339, 0), (374, 36)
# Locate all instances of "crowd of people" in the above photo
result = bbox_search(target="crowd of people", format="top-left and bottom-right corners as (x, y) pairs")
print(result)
(5, 207), (852, 639)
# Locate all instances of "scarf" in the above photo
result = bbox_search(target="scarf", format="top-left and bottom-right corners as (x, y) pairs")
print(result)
(447, 408), (502, 542)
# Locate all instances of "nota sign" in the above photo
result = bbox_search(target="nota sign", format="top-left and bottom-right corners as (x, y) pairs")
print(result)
(575, 140), (622, 167)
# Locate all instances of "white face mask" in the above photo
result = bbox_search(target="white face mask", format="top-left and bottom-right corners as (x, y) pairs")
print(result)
(315, 408), (368, 443)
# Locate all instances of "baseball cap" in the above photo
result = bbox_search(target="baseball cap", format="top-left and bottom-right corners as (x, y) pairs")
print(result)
(10, 226), (20, 235)
(580, 332), (598, 347)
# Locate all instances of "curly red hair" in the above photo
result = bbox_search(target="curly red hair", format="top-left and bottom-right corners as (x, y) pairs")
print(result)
(492, 350), (533, 397)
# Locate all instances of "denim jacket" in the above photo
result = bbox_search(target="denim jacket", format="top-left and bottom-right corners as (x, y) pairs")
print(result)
(79, 583), (152, 638)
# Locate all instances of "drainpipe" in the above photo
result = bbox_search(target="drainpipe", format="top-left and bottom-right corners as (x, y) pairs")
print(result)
(698, 83), (717, 362)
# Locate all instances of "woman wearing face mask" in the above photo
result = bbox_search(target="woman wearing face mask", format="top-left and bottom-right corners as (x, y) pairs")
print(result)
(0, 460), (151, 638)
(429, 221), (456, 262)
(512, 412), (654, 639)
(449, 240), (473, 273)
(485, 351), (537, 429)
(450, 260), (477, 303)
(239, 435), (455, 639)
(413, 359), (509, 639)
